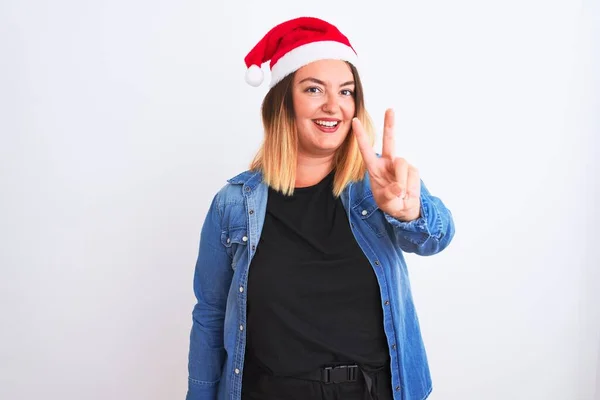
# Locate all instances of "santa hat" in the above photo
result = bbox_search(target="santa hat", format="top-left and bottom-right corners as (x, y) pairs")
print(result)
(244, 17), (359, 88)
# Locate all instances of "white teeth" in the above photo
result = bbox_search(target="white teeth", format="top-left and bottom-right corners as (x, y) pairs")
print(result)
(315, 120), (339, 127)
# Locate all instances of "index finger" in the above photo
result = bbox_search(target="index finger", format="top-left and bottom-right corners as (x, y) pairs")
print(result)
(381, 108), (395, 159)
(352, 117), (378, 171)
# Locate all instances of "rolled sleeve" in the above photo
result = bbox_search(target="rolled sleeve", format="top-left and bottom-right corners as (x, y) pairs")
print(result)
(384, 180), (455, 256)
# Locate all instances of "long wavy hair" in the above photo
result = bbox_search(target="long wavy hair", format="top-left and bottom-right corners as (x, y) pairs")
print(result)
(249, 62), (376, 197)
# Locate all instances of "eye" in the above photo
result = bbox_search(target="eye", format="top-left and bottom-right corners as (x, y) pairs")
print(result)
(340, 89), (354, 96)
(304, 86), (322, 94)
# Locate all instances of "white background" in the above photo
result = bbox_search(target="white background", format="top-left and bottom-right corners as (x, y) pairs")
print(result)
(1, 1), (598, 399)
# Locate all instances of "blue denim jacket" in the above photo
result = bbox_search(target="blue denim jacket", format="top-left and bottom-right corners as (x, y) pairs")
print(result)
(186, 168), (455, 400)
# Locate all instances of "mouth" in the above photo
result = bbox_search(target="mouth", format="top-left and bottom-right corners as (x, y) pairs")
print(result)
(313, 119), (341, 133)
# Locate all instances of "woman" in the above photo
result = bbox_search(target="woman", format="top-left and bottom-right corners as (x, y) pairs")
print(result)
(186, 17), (455, 400)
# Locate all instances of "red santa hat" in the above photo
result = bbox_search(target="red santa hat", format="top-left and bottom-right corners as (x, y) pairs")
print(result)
(244, 17), (359, 88)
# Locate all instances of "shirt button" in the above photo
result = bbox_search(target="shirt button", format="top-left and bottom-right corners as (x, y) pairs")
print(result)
(374, 260), (380, 266)
(235, 368), (240, 374)
(395, 386), (401, 391)
(384, 300), (390, 306)
(242, 236), (248, 242)
(239, 286), (244, 293)
(239, 325), (244, 331)
(249, 210), (254, 215)
(252, 245), (256, 251)
(226, 238), (231, 244)
(244, 187), (251, 192)
(361, 209), (368, 216)
(391, 344), (396, 350)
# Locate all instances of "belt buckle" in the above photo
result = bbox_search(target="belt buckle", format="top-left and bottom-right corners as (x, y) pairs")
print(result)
(322, 364), (358, 384)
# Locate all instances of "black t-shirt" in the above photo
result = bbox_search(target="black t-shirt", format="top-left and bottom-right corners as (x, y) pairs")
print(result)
(243, 169), (389, 378)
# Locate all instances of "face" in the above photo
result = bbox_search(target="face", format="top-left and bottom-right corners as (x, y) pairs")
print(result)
(291, 59), (356, 159)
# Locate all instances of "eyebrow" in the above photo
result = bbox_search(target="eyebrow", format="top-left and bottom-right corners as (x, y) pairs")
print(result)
(298, 77), (355, 87)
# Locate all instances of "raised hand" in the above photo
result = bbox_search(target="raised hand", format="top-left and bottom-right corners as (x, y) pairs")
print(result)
(352, 109), (421, 222)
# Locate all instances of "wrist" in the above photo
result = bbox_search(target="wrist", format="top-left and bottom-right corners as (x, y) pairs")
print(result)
(390, 207), (421, 222)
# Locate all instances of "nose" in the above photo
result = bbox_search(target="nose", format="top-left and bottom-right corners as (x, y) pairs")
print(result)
(322, 92), (340, 114)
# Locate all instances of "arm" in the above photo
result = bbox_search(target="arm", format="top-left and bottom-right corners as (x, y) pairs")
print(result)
(383, 179), (455, 256)
(186, 192), (233, 400)
(350, 114), (454, 256)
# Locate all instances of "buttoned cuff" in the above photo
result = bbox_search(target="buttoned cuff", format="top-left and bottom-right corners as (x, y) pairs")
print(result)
(383, 193), (438, 246)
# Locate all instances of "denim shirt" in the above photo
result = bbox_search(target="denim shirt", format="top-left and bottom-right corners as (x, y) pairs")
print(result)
(186, 168), (455, 400)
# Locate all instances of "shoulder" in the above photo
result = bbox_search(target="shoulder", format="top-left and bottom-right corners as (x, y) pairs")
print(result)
(212, 169), (263, 207)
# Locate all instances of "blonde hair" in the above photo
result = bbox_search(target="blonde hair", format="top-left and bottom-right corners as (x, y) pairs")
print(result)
(249, 62), (376, 197)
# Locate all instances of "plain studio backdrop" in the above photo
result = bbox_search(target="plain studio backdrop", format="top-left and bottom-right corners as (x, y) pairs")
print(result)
(1, 0), (598, 399)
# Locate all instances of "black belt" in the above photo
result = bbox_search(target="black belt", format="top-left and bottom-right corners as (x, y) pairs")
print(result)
(303, 364), (360, 384)
(294, 364), (380, 399)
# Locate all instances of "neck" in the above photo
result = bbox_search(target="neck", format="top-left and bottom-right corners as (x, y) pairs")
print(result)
(295, 153), (335, 188)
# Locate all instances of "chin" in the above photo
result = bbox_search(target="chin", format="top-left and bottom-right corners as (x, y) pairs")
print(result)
(315, 138), (347, 153)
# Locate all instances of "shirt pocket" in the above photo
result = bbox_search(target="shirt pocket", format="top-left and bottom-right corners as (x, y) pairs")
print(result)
(221, 226), (249, 270)
(353, 194), (385, 238)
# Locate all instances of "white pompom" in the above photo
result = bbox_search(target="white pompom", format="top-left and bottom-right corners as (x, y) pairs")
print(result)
(245, 65), (264, 87)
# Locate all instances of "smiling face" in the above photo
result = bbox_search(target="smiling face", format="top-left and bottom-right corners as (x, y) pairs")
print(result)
(291, 59), (356, 159)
